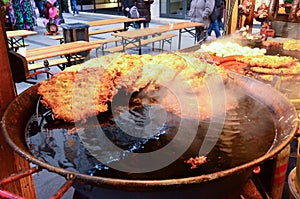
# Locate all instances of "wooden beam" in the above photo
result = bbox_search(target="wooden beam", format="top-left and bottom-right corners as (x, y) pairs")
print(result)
(229, 0), (240, 34)
(225, 0), (240, 35)
(0, 11), (36, 199)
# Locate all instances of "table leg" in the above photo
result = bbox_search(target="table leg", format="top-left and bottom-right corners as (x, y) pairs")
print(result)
(21, 37), (25, 47)
(65, 54), (72, 67)
(195, 28), (198, 44)
(85, 52), (91, 61)
(178, 29), (182, 50)
(178, 28), (199, 49)
(138, 39), (142, 55)
(8, 38), (14, 50)
(152, 39), (155, 51)
(122, 37), (126, 52)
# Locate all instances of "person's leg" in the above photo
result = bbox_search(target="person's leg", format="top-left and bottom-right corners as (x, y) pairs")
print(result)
(201, 26), (207, 42)
(132, 22), (136, 29)
(37, 1), (44, 17)
(207, 22), (213, 36)
(71, 0), (79, 15)
(143, 22), (149, 28)
(124, 11), (130, 28)
(134, 21), (141, 29)
(74, 1), (79, 14)
(212, 20), (221, 38)
(125, 22), (130, 29)
(196, 26), (206, 43)
(71, 0), (75, 14)
(143, 22), (150, 38)
(218, 18), (224, 30)
(62, 0), (69, 13)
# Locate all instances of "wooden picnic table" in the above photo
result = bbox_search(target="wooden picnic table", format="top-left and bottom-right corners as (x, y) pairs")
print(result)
(112, 21), (203, 53)
(6, 30), (37, 50)
(157, 22), (204, 49)
(50, 17), (146, 43)
(112, 27), (169, 55)
(85, 17), (145, 28)
(113, 27), (166, 38)
(25, 41), (100, 64)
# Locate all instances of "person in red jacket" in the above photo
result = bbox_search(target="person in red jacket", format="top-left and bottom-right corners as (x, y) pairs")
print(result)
(132, 0), (154, 29)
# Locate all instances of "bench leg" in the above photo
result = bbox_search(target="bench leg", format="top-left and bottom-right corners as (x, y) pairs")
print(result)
(161, 38), (173, 52)
(86, 54), (91, 61)
(96, 44), (104, 57)
(102, 44), (107, 56)
(169, 38), (173, 51)
(160, 40), (163, 51)
(57, 63), (66, 71)
(152, 40), (163, 52)
(95, 48), (99, 57)
(32, 69), (38, 80)
(28, 60), (51, 80)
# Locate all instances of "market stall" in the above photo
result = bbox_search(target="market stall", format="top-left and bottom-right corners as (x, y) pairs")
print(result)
(1, 1), (300, 199)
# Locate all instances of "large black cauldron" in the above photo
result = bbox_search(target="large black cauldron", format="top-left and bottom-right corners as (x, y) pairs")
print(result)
(1, 72), (298, 199)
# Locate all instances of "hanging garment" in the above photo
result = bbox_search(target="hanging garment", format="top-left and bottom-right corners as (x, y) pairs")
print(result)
(12, 0), (37, 30)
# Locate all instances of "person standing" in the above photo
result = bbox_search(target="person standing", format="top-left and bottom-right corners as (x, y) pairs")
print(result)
(207, 0), (221, 38)
(71, 0), (78, 16)
(35, 0), (45, 17)
(189, 0), (215, 43)
(61, 0), (69, 13)
(122, 0), (134, 29)
(132, 0), (154, 29)
(13, 0), (37, 30)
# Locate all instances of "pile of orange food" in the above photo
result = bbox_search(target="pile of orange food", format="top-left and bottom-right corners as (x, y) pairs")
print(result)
(38, 52), (227, 123)
(200, 39), (300, 83)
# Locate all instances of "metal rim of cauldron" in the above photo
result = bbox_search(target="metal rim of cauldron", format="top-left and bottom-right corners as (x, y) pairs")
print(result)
(1, 71), (298, 191)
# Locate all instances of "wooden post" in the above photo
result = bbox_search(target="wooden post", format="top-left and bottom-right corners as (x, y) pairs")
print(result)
(0, 11), (37, 199)
(225, 0), (240, 35)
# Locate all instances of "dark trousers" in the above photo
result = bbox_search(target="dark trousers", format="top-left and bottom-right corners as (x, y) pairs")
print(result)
(124, 10), (131, 28)
(35, 0), (45, 17)
(218, 18), (224, 30)
(134, 21), (150, 29)
(195, 26), (206, 43)
(208, 20), (221, 38)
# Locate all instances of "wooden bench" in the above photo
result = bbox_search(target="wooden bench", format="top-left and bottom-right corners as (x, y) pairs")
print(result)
(8, 50), (55, 83)
(104, 33), (177, 54)
(12, 42), (29, 51)
(50, 35), (64, 43)
(27, 55), (85, 79)
(89, 27), (125, 36)
(50, 27), (125, 43)
(90, 37), (123, 56)
(28, 55), (85, 71)
(9, 42), (29, 52)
